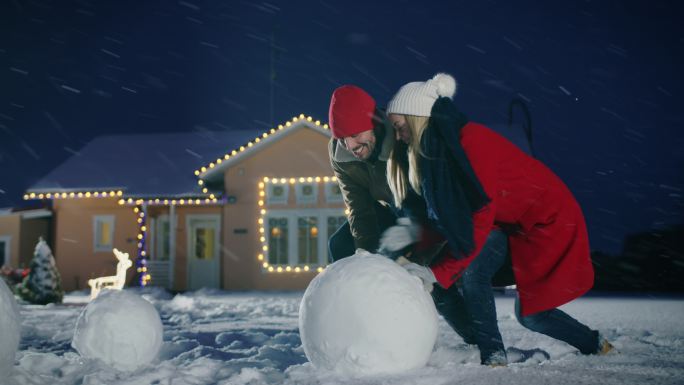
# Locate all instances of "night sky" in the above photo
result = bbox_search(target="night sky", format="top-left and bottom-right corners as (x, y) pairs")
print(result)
(1, 0), (682, 255)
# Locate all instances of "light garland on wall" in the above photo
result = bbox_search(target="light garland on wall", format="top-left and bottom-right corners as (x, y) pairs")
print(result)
(133, 205), (151, 286)
(193, 113), (329, 192)
(23, 190), (124, 201)
(127, 197), (223, 287)
(256, 176), (350, 274)
(117, 197), (222, 206)
(23, 190), (222, 207)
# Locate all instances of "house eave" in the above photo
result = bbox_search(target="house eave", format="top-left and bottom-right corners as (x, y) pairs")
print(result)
(199, 119), (331, 183)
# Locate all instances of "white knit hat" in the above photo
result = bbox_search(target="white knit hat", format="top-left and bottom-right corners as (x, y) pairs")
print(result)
(386, 73), (457, 117)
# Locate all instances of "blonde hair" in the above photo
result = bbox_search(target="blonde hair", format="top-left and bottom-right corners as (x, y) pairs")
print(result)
(387, 115), (430, 207)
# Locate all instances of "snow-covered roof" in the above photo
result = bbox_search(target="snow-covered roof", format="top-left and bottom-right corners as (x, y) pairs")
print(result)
(25, 119), (522, 199)
(27, 130), (264, 197)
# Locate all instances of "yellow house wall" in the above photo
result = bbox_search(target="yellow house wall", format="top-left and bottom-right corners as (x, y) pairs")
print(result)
(52, 198), (138, 291)
(0, 214), (21, 267)
(20, 218), (51, 267)
(52, 199), (225, 292)
(221, 127), (342, 290)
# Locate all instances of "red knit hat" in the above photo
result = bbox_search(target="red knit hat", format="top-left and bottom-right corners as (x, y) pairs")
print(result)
(328, 85), (377, 139)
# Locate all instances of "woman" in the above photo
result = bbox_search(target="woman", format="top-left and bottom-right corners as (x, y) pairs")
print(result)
(384, 73), (613, 365)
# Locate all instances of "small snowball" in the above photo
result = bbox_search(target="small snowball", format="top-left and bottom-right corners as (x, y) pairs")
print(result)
(0, 279), (21, 374)
(72, 290), (163, 371)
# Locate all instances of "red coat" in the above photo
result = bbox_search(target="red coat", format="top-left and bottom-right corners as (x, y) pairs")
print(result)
(430, 122), (594, 316)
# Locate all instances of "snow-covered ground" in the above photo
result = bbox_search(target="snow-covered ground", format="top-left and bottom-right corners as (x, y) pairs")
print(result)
(7, 289), (684, 385)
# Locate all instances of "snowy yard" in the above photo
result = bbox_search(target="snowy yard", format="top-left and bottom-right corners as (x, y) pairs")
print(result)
(7, 289), (684, 385)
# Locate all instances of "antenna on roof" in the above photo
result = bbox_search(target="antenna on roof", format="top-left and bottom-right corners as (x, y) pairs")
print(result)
(269, 25), (280, 127)
(508, 98), (534, 158)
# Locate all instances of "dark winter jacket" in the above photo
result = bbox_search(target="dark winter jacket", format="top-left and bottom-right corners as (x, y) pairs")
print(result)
(329, 119), (396, 251)
(420, 98), (490, 260)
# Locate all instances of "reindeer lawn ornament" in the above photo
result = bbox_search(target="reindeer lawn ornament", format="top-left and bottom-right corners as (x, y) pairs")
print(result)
(88, 248), (132, 300)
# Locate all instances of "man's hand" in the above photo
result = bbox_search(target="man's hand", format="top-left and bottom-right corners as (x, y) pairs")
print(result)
(378, 217), (420, 259)
(402, 262), (437, 293)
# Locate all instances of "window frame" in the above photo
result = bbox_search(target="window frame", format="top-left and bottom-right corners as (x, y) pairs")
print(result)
(266, 183), (289, 205)
(295, 182), (318, 205)
(93, 215), (115, 252)
(324, 182), (344, 203)
(152, 215), (172, 261)
(263, 208), (346, 268)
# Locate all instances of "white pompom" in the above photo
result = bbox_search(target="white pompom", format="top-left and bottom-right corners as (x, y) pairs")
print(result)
(432, 73), (457, 99)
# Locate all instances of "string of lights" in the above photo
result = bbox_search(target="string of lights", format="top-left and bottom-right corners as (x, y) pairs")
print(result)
(193, 114), (329, 189)
(133, 205), (151, 286)
(256, 176), (349, 274)
(23, 190), (124, 200)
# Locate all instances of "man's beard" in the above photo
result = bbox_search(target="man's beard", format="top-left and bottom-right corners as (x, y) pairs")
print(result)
(352, 142), (373, 158)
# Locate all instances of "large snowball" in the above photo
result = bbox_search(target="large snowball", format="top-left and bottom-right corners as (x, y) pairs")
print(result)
(72, 290), (163, 371)
(0, 279), (21, 374)
(299, 251), (438, 375)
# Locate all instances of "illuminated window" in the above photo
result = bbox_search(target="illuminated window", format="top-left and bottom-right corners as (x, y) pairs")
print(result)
(268, 217), (289, 264)
(327, 216), (347, 261)
(296, 182), (318, 204)
(93, 215), (115, 252)
(298, 217), (318, 265)
(262, 209), (345, 269)
(267, 184), (289, 205)
(325, 183), (344, 203)
(193, 227), (215, 260)
(327, 216), (347, 233)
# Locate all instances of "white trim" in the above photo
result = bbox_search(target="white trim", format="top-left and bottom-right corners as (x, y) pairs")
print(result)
(21, 210), (52, 219)
(25, 187), (125, 194)
(169, 205), (176, 288)
(0, 235), (10, 267)
(266, 183), (289, 205)
(201, 121), (331, 181)
(93, 215), (115, 252)
(295, 183), (318, 205)
(325, 183), (344, 203)
(186, 214), (221, 289)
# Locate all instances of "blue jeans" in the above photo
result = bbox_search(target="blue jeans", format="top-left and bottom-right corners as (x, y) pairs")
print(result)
(432, 230), (599, 364)
(514, 298), (599, 355)
(432, 230), (508, 364)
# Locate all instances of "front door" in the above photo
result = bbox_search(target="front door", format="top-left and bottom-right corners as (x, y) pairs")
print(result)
(186, 215), (220, 290)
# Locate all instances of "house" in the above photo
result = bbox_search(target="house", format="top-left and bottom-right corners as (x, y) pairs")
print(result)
(19, 114), (346, 292)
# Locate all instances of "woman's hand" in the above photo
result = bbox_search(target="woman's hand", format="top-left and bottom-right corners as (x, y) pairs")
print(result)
(402, 262), (437, 293)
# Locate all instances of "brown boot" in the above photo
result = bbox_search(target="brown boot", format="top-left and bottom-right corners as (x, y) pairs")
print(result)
(596, 338), (615, 355)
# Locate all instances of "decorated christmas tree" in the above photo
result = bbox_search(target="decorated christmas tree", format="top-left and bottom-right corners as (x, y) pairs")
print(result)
(16, 237), (64, 305)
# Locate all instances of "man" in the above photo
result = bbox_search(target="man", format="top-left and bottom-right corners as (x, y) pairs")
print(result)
(327, 85), (400, 261)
